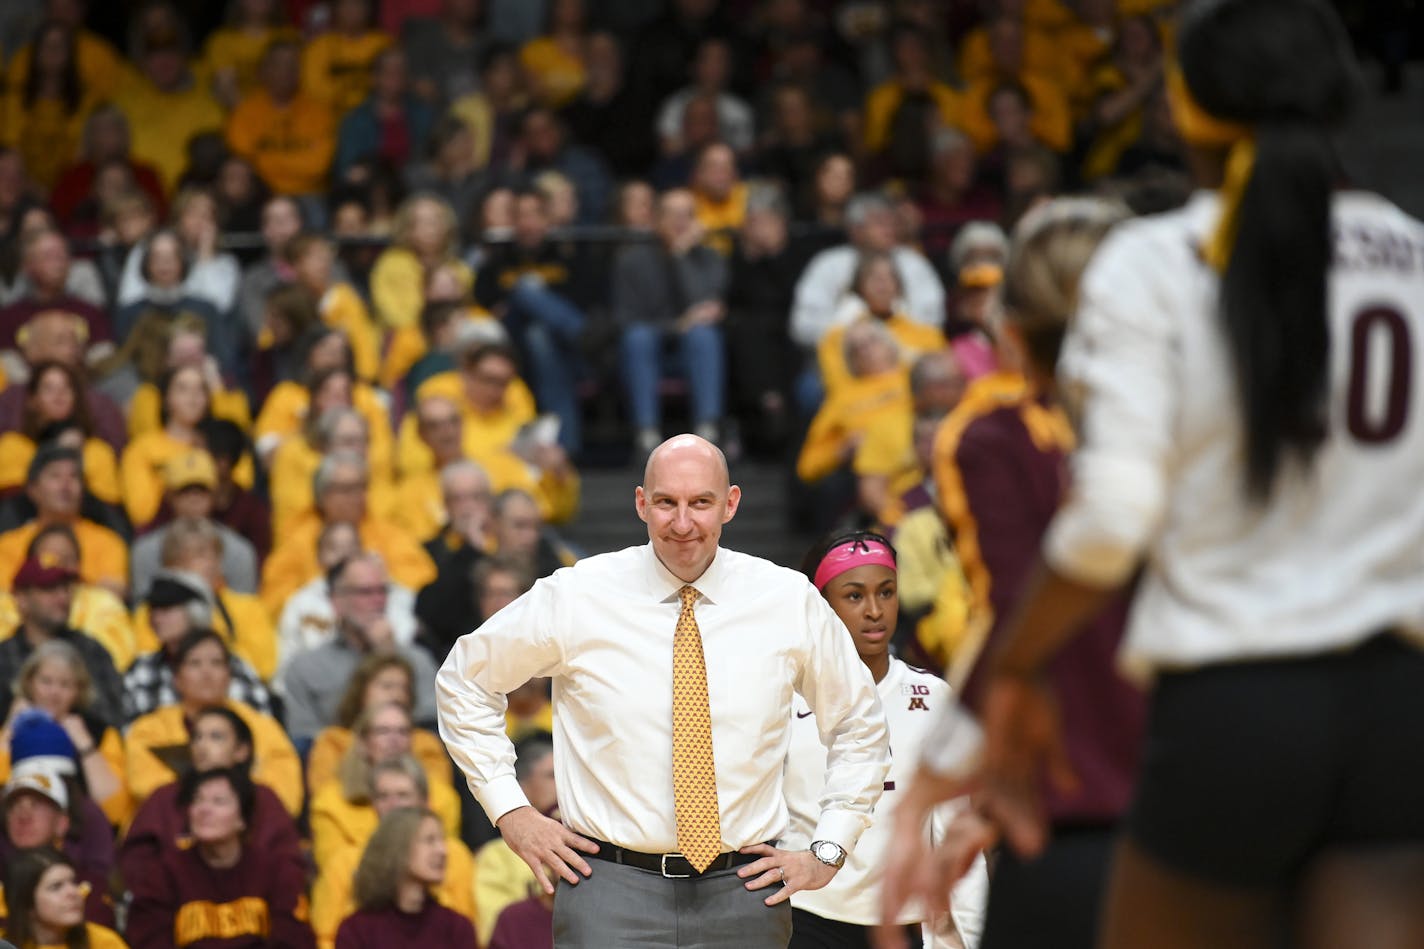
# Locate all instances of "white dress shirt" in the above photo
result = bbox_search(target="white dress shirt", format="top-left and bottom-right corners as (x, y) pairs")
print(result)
(1049, 190), (1424, 678)
(437, 543), (892, 855)
(784, 658), (986, 942)
(790, 244), (947, 348)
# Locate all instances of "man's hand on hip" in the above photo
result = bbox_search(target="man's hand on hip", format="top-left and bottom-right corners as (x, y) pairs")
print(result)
(736, 842), (838, 906)
(497, 806), (600, 894)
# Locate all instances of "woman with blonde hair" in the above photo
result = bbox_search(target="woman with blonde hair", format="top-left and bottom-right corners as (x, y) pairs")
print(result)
(370, 193), (472, 333)
(0, 641), (129, 824)
(305, 653), (451, 797)
(309, 703), (460, 868)
(335, 807), (476, 948)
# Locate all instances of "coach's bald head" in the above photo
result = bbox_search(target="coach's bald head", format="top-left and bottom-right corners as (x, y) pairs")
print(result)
(636, 435), (740, 582)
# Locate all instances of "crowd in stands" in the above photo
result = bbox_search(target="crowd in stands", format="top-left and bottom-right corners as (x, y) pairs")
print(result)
(0, 0), (1216, 945)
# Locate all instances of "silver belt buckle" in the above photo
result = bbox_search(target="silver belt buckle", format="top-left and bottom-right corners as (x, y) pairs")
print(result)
(660, 852), (692, 878)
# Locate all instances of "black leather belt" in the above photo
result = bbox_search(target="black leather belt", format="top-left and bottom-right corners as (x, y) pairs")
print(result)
(586, 839), (765, 878)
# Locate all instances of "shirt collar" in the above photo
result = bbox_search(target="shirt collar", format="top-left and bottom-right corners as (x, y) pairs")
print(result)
(643, 543), (728, 606)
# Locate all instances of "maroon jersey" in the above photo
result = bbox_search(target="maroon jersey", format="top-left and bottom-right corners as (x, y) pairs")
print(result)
(935, 371), (1146, 824)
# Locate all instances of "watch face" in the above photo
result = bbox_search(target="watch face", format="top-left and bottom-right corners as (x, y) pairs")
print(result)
(814, 841), (844, 866)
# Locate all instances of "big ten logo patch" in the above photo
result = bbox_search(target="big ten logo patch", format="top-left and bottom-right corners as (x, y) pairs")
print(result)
(902, 683), (931, 711)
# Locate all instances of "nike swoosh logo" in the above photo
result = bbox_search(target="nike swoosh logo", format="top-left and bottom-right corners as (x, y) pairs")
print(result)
(796, 710), (814, 719)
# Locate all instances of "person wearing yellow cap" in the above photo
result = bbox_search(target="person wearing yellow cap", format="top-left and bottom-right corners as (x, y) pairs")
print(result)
(127, 449), (259, 602)
(885, 3), (1424, 947)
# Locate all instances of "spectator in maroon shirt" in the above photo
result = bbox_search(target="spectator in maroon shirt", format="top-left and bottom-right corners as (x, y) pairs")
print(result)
(0, 309), (126, 452)
(488, 890), (553, 949)
(118, 705), (300, 900)
(126, 766), (314, 949)
(916, 128), (1003, 260)
(50, 105), (167, 235)
(0, 228), (114, 368)
(335, 807), (477, 949)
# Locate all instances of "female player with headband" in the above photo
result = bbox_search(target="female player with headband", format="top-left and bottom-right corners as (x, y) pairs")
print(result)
(784, 529), (986, 949)
(887, 1), (1424, 947)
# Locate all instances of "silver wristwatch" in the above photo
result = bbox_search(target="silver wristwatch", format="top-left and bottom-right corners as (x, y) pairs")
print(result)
(809, 840), (847, 869)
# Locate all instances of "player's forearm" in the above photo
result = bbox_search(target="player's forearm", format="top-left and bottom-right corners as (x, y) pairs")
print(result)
(989, 560), (1119, 679)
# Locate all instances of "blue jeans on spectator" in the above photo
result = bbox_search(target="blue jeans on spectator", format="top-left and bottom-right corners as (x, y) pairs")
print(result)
(504, 280), (585, 454)
(620, 322), (725, 431)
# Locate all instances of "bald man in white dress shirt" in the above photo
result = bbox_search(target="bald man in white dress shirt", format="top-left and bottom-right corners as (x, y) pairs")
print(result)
(437, 434), (891, 948)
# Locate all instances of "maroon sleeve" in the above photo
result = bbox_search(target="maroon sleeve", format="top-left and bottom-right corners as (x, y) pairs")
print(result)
(124, 852), (180, 949)
(265, 850), (317, 949)
(251, 786), (303, 867)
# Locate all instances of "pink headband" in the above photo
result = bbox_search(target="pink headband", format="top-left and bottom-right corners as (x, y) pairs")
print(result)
(813, 538), (897, 590)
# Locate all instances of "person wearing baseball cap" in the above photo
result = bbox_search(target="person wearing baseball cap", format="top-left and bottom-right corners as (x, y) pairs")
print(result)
(0, 442), (128, 597)
(121, 568), (275, 724)
(128, 447), (258, 601)
(1, 710), (117, 926)
(0, 552), (127, 730)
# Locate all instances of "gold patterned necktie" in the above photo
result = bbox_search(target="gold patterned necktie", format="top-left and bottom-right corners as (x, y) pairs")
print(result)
(672, 584), (722, 872)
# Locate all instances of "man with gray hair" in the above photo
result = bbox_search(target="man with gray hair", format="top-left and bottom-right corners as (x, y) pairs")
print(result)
(415, 458), (497, 657)
(260, 450), (436, 618)
(789, 191), (946, 349)
(276, 521), (420, 683)
(280, 551), (439, 743)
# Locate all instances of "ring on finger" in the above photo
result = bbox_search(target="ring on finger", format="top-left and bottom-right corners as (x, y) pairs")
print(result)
(778, 867), (786, 883)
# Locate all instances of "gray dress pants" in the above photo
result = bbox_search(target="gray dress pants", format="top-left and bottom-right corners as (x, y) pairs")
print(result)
(554, 859), (793, 948)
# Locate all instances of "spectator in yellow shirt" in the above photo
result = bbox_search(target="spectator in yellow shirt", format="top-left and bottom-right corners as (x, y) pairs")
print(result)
(370, 193), (471, 331)
(862, 26), (963, 168)
(0, 523), (135, 672)
(3, 1), (130, 118)
(120, 364), (255, 530)
(126, 326), (252, 439)
(310, 761), (476, 949)
(123, 628), (302, 816)
(816, 252), (947, 399)
(689, 143), (746, 256)
(519, 0), (590, 108)
(269, 405), (397, 538)
(301, 0), (393, 117)
(0, 22), (98, 192)
(0, 445), (127, 598)
(306, 652), (450, 800)
(252, 329), (392, 470)
(959, 18), (1074, 155)
(797, 320), (914, 488)
(260, 452), (436, 617)
(226, 39), (338, 197)
(0, 362), (120, 505)
(203, 0), (299, 109)
(286, 232), (380, 381)
(396, 341), (536, 479)
(309, 706), (461, 868)
(112, 8), (225, 191)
